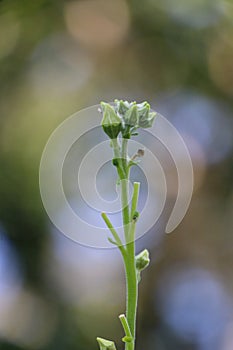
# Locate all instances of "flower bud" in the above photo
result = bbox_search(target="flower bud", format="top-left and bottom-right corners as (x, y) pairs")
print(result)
(123, 104), (139, 127)
(136, 249), (150, 271)
(97, 337), (117, 350)
(138, 102), (156, 128)
(101, 102), (122, 139)
(138, 102), (149, 119)
(115, 99), (129, 115)
(115, 99), (136, 116)
(137, 101), (148, 109)
(136, 249), (150, 283)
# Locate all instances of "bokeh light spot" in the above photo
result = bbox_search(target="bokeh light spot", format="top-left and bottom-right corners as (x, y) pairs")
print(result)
(64, 0), (130, 50)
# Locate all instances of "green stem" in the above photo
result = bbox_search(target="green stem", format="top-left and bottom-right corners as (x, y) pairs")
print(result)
(131, 183), (140, 219)
(121, 138), (128, 176)
(111, 138), (140, 350)
(112, 138), (130, 236)
(124, 183), (140, 349)
(119, 314), (133, 344)
(124, 243), (137, 350)
(101, 212), (126, 259)
(112, 138), (125, 179)
(121, 178), (130, 235)
(120, 145), (139, 350)
(121, 138), (130, 233)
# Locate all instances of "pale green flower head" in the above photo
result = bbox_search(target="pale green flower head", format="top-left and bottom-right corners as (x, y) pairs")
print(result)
(100, 100), (157, 140)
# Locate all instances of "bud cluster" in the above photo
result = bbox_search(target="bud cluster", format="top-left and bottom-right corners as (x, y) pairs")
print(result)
(101, 100), (156, 139)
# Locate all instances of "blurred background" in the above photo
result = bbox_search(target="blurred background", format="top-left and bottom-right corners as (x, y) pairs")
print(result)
(0, 0), (233, 349)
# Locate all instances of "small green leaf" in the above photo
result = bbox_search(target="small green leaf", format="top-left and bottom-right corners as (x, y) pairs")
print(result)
(97, 337), (117, 350)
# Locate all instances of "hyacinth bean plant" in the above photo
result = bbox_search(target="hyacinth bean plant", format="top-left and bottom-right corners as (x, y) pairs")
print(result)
(96, 100), (156, 350)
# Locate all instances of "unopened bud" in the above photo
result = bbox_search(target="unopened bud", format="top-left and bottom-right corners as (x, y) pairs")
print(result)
(138, 102), (156, 128)
(136, 249), (150, 271)
(115, 100), (129, 115)
(124, 104), (139, 127)
(101, 102), (122, 139)
(97, 338), (116, 350)
(136, 249), (150, 283)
